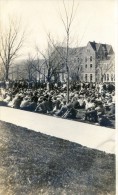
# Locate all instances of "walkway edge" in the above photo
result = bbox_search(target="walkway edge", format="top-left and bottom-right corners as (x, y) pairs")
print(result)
(0, 107), (115, 154)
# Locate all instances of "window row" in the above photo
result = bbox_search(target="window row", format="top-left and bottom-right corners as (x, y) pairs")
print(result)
(85, 74), (93, 82)
(85, 64), (93, 68)
(104, 74), (115, 81)
(97, 74), (115, 82)
(85, 56), (93, 62)
(77, 56), (93, 63)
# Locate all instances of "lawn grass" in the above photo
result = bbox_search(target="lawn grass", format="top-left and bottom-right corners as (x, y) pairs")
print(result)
(0, 120), (115, 195)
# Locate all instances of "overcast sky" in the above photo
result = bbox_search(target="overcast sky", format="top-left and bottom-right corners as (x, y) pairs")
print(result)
(0, 0), (117, 60)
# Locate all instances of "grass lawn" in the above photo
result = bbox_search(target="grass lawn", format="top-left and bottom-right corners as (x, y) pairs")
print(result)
(0, 120), (115, 195)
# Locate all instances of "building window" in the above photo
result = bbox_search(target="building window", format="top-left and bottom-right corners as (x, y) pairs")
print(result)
(104, 74), (106, 81)
(107, 74), (109, 81)
(85, 64), (87, 68)
(90, 64), (92, 68)
(90, 74), (92, 82)
(90, 56), (92, 61)
(85, 74), (87, 82)
(85, 57), (87, 62)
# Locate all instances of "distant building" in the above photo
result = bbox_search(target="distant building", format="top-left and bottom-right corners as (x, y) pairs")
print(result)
(83, 41), (115, 83)
(55, 41), (115, 83)
(8, 41), (115, 83)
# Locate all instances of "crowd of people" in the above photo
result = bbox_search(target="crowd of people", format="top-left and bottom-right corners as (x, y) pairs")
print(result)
(0, 80), (115, 128)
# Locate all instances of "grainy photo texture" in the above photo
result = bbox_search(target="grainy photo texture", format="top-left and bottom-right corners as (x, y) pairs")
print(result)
(0, 0), (116, 194)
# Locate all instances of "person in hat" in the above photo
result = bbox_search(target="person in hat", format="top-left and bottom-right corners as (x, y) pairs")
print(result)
(35, 97), (47, 113)
(52, 96), (62, 114)
(72, 96), (80, 109)
(95, 101), (105, 117)
(31, 91), (38, 103)
(20, 95), (32, 110)
(46, 96), (53, 114)
(78, 95), (86, 109)
(84, 99), (98, 122)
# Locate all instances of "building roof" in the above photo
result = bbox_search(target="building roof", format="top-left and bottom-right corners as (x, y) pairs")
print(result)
(55, 41), (114, 58)
(68, 47), (85, 55)
(89, 41), (97, 51)
(89, 41), (113, 54)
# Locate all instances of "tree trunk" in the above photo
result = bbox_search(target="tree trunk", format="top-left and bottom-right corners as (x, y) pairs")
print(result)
(47, 82), (50, 91)
(5, 68), (9, 81)
(66, 31), (69, 104)
(101, 75), (103, 83)
(67, 70), (69, 103)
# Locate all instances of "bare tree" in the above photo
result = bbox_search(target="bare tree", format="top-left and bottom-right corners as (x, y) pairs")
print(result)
(59, 0), (79, 102)
(0, 18), (25, 81)
(23, 54), (37, 81)
(35, 40), (64, 90)
(25, 52), (46, 82)
(69, 57), (83, 81)
(0, 63), (4, 80)
(32, 58), (45, 82)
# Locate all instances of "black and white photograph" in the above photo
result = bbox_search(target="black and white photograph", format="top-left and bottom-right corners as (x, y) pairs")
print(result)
(0, 0), (117, 194)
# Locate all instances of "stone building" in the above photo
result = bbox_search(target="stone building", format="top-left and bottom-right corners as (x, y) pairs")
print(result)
(84, 41), (115, 83)
(8, 41), (115, 84)
(55, 41), (115, 83)
(73, 41), (115, 83)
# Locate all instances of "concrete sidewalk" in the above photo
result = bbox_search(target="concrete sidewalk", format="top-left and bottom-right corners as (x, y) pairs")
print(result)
(0, 106), (115, 154)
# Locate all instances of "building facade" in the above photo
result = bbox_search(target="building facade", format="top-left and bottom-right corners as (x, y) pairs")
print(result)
(57, 41), (115, 83)
(76, 41), (115, 83)
(9, 41), (115, 83)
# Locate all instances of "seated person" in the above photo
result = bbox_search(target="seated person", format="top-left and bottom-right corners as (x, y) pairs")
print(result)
(106, 102), (115, 120)
(95, 101), (105, 117)
(20, 96), (35, 111)
(77, 96), (86, 109)
(35, 97), (47, 113)
(98, 115), (112, 127)
(71, 97), (80, 109)
(55, 101), (67, 117)
(3, 93), (12, 103)
(31, 92), (38, 103)
(84, 99), (98, 122)
(13, 95), (23, 109)
(62, 103), (77, 119)
(46, 96), (53, 114)
(8, 94), (22, 108)
(55, 102), (77, 119)
(53, 98), (65, 115)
